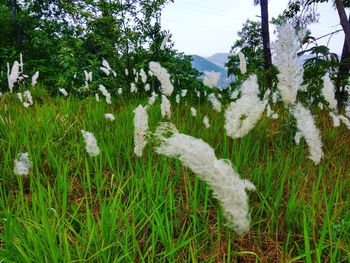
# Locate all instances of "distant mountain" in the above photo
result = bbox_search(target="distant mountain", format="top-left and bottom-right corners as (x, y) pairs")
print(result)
(191, 54), (234, 88)
(191, 55), (227, 76)
(190, 52), (314, 89)
(206, 53), (230, 68)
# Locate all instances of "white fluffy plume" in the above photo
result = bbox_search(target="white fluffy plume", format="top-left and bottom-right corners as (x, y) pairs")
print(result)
(322, 74), (337, 110)
(19, 53), (23, 74)
(329, 112), (340, 127)
(338, 115), (350, 129)
(144, 83), (151, 92)
(133, 105), (148, 157)
(273, 24), (304, 105)
(14, 152), (31, 176)
(100, 67), (110, 76)
(81, 130), (100, 157)
(203, 71), (220, 88)
(238, 51), (247, 74)
(266, 105), (279, 119)
(231, 90), (239, 100)
(149, 61), (174, 96)
(225, 97), (266, 138)
(241, 74), (259, 97)
(203, 116), (210, 128)
(208, 93), (222, 112)
(160, 34), (171, 50)
(225, 76), (267, 138)
(102, 58), (111, 70)
(59, 88), (68, 96)
(294, 131), (303, 145)
(148, 92), (158, 105)
(84, 70), (92, 82)
(23, 90), (33, 106)
(98, 84), (111, 104)
(155, 126), (256, 235)
(345, 105), (350, 118)
(104, 113), (115, 122)
(190, 107), (197, 117)
(140, 69), (147, 84)
(130, 83), (137, 93)
(292, 103), (323, 164)
(329, 112), (350, 129)
(17, 90), (33, 108)
(17, 93), (23, 103)
(31, 71), (39, 87)
(161, 95), (171, 119)
(7, 61), (20, 92)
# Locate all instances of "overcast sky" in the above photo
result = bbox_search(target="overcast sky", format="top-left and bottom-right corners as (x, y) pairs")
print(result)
(161, 0), (343, 57)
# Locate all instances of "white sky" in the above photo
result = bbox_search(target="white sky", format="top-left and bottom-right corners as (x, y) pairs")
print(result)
(161, 0), (343, 57)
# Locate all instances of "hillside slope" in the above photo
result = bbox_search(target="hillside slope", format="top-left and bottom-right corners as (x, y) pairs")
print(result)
(191, 54), (234, 88)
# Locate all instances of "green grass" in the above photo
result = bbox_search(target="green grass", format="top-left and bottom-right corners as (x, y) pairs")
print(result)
(0, 89), (349, 262)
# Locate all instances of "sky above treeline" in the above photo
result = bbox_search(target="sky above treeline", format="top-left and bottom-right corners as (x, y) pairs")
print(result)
(161, 0), (343, 57)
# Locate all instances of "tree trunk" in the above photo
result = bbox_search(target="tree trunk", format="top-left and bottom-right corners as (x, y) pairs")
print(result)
(335, 12), (350, 109)
(10, 0), (24, 47)
(10, 0), (20, 46)
(335, 0), (350, 52)
(260, 0), (273, 87)
(11, 0), (16, 22)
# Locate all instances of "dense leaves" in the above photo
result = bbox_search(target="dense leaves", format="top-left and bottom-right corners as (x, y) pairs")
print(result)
(225, 20), (277, 94)
(0, 0), (202, 95)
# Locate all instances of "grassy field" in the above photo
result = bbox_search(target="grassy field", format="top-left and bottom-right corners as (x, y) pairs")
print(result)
(0, 89), (349, 262)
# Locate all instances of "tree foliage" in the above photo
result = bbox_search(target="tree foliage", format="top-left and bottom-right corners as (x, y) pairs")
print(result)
(225, 20), (277, 94)
(227, 1), (350, 108)
(272, 0), (320, 29)
(0, 0), (202, 95)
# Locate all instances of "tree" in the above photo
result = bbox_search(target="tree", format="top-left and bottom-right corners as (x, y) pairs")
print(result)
(307, 0), (350, 107)
(276, 0), (350, 108)
(334, 0), (350, 50)
(334, 12), (350, 107)
(272, 0), (319, 29)
(254, 0), (273, 87)
(0, 0), (202, 96)
(225, 20), (266, 90)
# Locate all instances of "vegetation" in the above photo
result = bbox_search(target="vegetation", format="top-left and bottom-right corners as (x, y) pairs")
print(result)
(0, 0), (202, 94)
(0, 90), (349, 262)
(0, 0), (350, 262)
